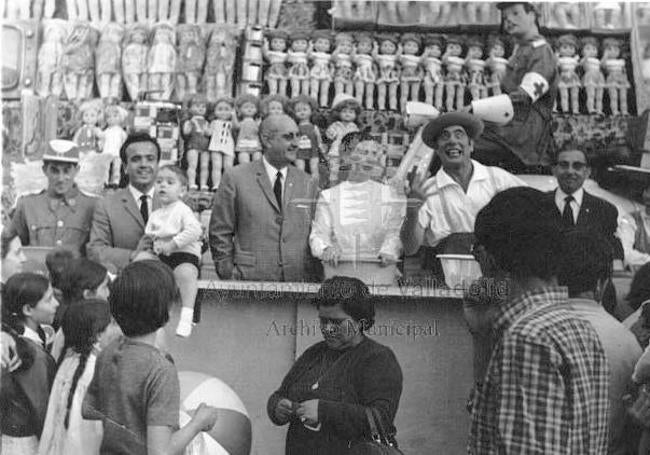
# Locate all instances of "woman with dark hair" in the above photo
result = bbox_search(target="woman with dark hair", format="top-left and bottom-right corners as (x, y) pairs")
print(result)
(268, 276), (403, 454)
(1, 273), (58, 455)
(309, 132), (406, 285)
(1, 234), (27, 371)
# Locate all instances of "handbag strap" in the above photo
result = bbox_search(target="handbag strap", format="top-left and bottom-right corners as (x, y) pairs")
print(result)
(364, 407), (383, 444)
(365, 407), (396, 446)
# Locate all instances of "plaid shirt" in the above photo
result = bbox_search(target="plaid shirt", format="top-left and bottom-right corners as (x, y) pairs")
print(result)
(468, 287), (609, 454)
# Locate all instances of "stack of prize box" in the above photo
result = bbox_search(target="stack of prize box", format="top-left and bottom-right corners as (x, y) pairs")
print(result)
(238, 26), (265, 97)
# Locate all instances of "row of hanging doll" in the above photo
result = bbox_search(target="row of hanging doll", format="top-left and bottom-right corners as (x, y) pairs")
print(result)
(263, 29), (632, 115)
(36, 19), (238, 103)
(71, 92), (367, 190)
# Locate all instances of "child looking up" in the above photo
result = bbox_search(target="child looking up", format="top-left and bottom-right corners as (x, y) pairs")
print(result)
(1, 273), (59, 455)
(82, 260), (218, 455)
(144, 165), (203, 337)
(39, 299), (119, 455)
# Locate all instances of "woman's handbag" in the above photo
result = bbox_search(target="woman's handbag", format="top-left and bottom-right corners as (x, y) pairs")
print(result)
(349, 408), (404, 455)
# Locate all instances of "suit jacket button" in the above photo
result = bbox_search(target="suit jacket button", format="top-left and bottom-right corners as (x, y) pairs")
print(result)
(278, 261), (283, 266)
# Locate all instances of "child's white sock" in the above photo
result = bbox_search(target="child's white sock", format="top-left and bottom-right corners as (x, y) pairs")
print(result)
(176, 307), (194, 337)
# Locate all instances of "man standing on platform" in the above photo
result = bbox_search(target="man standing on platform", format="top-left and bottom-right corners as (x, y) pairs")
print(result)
(87, 133), (161, 271)
(3, 139), (96, 256)
(469, 2), (558, 173)
(469, 187), (609, 453)
(400, 112), (525, 268)
(209, 114), (321, 282)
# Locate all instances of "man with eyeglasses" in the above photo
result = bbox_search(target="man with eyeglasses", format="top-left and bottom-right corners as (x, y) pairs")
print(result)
(2, 140), (96, 256)
(546, 147), (624, 267)
(209, 114), (321, 282)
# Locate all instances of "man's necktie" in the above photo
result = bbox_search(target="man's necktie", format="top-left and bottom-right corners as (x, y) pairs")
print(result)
(562, 195), (574, 227)
(140, 194), (149, 224)
(273, 172), (283, 210)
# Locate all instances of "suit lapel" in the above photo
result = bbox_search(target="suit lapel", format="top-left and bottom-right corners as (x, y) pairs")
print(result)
(121, 189), (145, 228)
(254, 160), (281, 213)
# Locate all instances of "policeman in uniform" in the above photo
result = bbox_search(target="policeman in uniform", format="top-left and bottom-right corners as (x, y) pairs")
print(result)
(3, 140), (97, 256)
(469, 2), (558, 173)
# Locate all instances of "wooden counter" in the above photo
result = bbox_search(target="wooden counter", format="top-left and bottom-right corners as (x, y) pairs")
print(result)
(164, 280), (471, 454)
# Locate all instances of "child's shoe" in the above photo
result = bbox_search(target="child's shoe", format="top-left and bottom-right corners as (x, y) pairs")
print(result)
(176, 307), (194, 338)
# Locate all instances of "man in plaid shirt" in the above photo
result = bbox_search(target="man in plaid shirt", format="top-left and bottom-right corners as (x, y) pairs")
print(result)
(468, 187), (610, 454)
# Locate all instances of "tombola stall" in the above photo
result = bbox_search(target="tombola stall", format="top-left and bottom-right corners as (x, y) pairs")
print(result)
(4, 1), (650, 453)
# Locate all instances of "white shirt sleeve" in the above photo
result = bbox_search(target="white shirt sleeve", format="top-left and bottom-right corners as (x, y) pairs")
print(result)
(309, 191), (333, 258)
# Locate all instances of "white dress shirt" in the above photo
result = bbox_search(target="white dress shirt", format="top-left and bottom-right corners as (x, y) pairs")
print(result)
(554, 187), (584, 224)
(262, 156), (288, 198)
(128, 184), (155, 220)
(417, 160), (526, 247)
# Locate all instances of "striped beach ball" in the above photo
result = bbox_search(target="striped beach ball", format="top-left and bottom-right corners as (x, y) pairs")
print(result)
(179, 371), (252, 455)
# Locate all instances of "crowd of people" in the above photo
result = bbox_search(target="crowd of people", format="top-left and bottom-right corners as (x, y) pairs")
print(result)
(3, 1), (650, 453)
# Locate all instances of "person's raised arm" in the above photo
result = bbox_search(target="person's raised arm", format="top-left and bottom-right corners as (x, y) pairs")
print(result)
(147, 403), (218, 455)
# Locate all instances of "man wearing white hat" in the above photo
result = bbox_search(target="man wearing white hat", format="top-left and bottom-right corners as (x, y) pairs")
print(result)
(2, 140), (97, 256)
(401, 112), (525, 264)
(469, 2), (558, 173)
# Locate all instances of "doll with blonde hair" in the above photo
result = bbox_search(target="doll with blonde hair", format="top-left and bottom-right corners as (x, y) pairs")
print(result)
(122, 24), (149, 101)
(309, 30), (333, 107)
(581, 36), (605, 114)
(235, 94), (262, 163)
(443, 35), (466, 112)
(556, 34), (581, 114)
(102, 105), (128, 186)
(421, 34), (444, 109)
(261, 94), (289, 118)
(263, 29), (289, 96)
(602, 37), (630, 115)
(176, 24), (205, 102)
(353, 32), (377, 110)
(73, 99), (104, 153)
(287, 30), (310, 96)
(486, 35), (508, 96)
(326, 94), (361, 185)
(207, 97), (236, 190)
(332, 32), (355, 97)
(399, 33), (423, 112)
(465, 36), (488, 101)
(373, 33), (401, 111)
(147, 22), (177, 100)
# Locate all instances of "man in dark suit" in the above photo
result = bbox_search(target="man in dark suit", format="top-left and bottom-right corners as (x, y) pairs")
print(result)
(546, 147), (624, 264)
(209, 114), (321, 282)
(87, 133), (160, 271)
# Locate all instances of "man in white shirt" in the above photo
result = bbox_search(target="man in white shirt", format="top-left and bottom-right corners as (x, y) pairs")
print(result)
(619, 183), (650, 268)
(401, 112), (525, 262)
(87, 133), (161, 271)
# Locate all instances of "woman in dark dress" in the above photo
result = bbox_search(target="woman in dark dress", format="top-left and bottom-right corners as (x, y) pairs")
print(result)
(267, 276), (403, 454)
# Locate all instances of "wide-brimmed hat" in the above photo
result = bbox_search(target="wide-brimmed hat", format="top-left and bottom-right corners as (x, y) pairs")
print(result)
(421, 112), (484, 148)
(42, 139), (80, 164)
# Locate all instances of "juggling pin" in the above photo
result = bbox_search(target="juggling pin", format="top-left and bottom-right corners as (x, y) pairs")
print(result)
(169, 0), (180, 23)
(267, 0), (281, 27)
(197, 0), (208, 23)
(76, 0), (88, 20)
(89, 0), (101, 23)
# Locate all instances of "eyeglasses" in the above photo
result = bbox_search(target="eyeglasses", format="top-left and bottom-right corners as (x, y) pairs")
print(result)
(557, 161), (587, 171)
(277, 132), (298, 141)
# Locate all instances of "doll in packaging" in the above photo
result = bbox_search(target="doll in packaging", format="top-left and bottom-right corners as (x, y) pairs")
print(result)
(103, 104), (129, 186)
(36, 19), (67, 98)
(263, 29), (289, 96)
(207, 97), (236, 190)
(326, 94), (361, 184)
(261, 94), (289, 117)
(122, 24), (149, 101)
(95, 22), (124, 101)
(332, 32), (355, 98)
(421, 34), (444, 109)
(205, 26), (237, 102)
(62, 21), (97, 102)
(147, 22), (177, 100)
(486, 35), (508, 96)
(580, 36), (604, 114)
(289, 95), (322, 175)
(602, 37), (630, 115)
(73, 99), (104, 153)
(465, 36), (487, 101)
(443, 35), (466, 112)
(287, 30), (310, 97)
(176, 24), (205, 102)
(373, 33), (401, 111)
(399, 33), (423, 112)
(182, 95), (210, 190)
(556, 34), (581, 114)
(235, 94), (262, 163)
(353, 32), (377, 110)
(309, 30), (333, 108)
